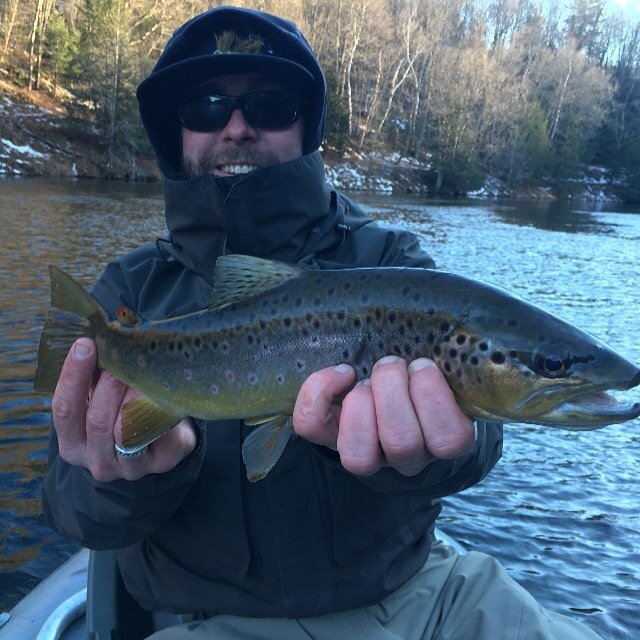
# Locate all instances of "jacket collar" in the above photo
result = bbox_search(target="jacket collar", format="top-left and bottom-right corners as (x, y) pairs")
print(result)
(162, 152), (356, 282)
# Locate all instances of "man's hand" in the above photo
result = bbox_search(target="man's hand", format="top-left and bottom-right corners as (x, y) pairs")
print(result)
(293, 356), (475, 476)
(51, 338), (198, 482)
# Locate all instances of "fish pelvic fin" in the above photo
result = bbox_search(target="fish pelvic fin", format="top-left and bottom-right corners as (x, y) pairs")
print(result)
(34, 267), (104, 393)
(242, 415), (293, 482)
(120, 396), (183, 451)
(213, 255), (304, 308)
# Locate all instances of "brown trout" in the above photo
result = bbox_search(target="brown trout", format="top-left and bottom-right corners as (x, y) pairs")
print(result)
(35, 254), (640, 481)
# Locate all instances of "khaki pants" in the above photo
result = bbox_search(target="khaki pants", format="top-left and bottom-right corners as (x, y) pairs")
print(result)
(148, 540), (602, 640)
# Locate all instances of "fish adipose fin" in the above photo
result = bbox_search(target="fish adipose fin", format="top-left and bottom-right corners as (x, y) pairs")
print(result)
(213, 255), (304, 308)
(242, 415), (293, 482)
(120, 396), (182, 451)
(35, 266), (103, 393)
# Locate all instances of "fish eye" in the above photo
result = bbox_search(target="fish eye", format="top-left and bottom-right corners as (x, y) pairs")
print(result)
(534, 351), (569, 378)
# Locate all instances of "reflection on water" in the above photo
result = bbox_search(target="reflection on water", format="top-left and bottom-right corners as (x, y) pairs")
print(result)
(1, 180), (639, 639)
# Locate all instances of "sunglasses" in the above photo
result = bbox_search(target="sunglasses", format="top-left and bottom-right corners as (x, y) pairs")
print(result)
(179, 91), (304, 132)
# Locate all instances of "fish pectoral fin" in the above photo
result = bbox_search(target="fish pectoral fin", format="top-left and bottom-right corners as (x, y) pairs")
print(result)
(242, 415), (293, 482)
(212, 255), (304, 308)
(120, 396), (183, 451)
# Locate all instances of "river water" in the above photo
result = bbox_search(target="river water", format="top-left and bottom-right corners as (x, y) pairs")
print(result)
(0, 178), (638, 638)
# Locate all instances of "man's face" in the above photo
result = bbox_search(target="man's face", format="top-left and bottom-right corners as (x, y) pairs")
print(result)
(181, 73), (305, 178)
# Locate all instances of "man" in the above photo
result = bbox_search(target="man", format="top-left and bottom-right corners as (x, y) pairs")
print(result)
(42, 6), (602, 639)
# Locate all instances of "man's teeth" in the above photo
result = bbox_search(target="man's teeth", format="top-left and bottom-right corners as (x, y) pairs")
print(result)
(220, 164), (257, 174)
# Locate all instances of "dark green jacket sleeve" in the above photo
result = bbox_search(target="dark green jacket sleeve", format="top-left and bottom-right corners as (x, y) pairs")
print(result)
(41, 427), (206, 549)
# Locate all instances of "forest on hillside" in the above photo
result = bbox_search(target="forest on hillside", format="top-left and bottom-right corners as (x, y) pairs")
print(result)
(2, 0), (640, 196)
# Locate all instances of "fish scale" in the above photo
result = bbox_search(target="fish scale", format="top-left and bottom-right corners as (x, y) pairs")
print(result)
(35, 254), (640, 481)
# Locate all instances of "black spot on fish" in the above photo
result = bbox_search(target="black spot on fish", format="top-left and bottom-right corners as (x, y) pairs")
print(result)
(393, 345), (402, 356)
(194, 338), (201, 349)
(259, 320), (266, 329)
(302, 328), (309, 337)
(176, 341), (183, 351)
(343, 350), (350, 359)
(444, 362), (452, 372)
(183, 350), (191, 360)
(378, 341), (384, 350)
(297, 359), (306, 369)
(456, 335), (466, 345)
(314, 298), (321, 306)
(365, 315), (372, 324)
(507, 319), (518, 327)
(443, 335), (451, 343)
(407, 318), (414, 329)
(460, 353), (468, 363)
(313, 320), (321, 329)
(427, 332), (435, 344)
(388, 313), (396, 324)
(344, 283), (351, 290)
(222, 342), (230, 352)
(375, 309), (382, 320)
(434, 345), (441, 356)
(337, 311), (346, 321)
(210, 340), (218, 350)
(312, 335), (319, 343)
(328, 288), (335, 296)
(449, 349), (458, 358)
(247, 335), (254, 344)
(414, 335), (421, 344)
(353, 318), (361, 328)
(362, 366), (368, 376)
(367, 332), (373, 342)
(427, 308), (435, 315)
(471, 356), (479, 366)
(509, 350), (518, 359)
(306, 313), (313, 322)
(404, 345), (412, 356)
(479, 342), (488, 351)
(284, 318), (292, 327)
(491, 352), (506, 364)
(402, 286), (410, 295)
(149, 340), (157, 352)
(399, 325), (406, 336)
(440, 323), (450, 333)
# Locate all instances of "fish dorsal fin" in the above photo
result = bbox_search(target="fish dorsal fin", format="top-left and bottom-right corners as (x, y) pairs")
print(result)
(212, 254), (304, 308)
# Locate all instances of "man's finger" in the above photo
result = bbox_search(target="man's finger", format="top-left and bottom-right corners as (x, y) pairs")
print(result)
(293, 364), (355, 449)
(85, 370), (128, 464)
(337, 380), (385, 475)
(371, 356), (431, 475)
(408, 358), (475, 459)
(52, 339), (97, 460)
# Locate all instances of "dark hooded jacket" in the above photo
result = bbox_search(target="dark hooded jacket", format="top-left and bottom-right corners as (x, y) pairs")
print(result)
(42, 152), (503, 617)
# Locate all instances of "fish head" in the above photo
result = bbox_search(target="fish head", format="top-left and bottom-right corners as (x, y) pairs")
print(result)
(443, 295), (640, 428)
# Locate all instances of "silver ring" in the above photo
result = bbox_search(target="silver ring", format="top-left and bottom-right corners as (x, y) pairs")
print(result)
(115, 444), (148, 459)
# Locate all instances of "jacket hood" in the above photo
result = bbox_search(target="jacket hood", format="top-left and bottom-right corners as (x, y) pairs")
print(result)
(160, 152), (370, 282)
(137, 6), (327, 179)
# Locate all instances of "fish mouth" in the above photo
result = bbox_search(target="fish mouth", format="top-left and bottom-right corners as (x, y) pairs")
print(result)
(522, 369), (640, 429)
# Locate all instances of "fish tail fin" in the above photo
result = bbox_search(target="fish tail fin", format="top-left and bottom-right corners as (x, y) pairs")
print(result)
(34, 267), (104, 393)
